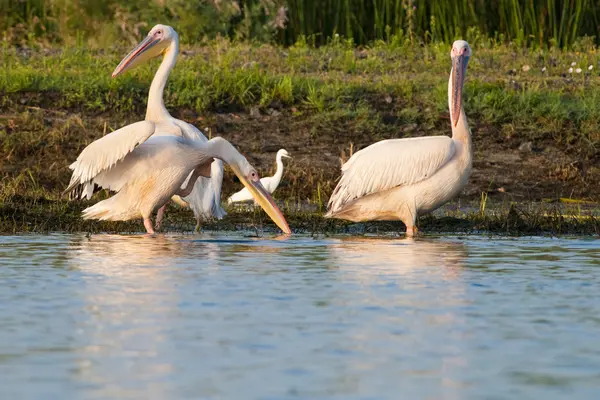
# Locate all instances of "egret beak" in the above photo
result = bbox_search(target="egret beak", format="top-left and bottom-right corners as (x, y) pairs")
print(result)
(112, 35), (161, 78)
(231, 166), (291, 235)
(451, 53), (468, 127)
(282, 153), (292, 159)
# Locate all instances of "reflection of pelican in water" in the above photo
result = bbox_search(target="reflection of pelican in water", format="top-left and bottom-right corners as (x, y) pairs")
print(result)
(65, 234), (225, 398)
(325, 237), (470, 398)
(329, 236), (466, 275)
(67, 234), (223, 269)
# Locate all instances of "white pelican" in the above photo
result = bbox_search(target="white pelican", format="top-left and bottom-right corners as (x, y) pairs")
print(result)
(326, 40), (473, 237)
(68, 24), (224, 229)
(65, 135), (291, 235)
(227, 149), (291, 204)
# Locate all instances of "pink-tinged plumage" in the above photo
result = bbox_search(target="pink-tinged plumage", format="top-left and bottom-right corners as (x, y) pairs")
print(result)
(64, 121), (156, 196)
(114, 24), (226, 228)
(326, 40), (473, 237)
(67, 24), (226, 228)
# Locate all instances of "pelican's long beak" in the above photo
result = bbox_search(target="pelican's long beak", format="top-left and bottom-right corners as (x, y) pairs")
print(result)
(451, 53), (468, 127)
(112, 35), (161, 78)
(231, 166), (291, 235)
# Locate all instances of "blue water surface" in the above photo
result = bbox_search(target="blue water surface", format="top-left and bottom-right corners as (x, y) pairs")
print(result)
(1, 233), (599, 399)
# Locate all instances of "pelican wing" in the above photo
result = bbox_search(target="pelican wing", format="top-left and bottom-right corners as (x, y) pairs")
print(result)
(328, 136), (455, 212)
(208, 159), (227, 218)
(64, 120), (155, 195)
(90, 136), (179, 193)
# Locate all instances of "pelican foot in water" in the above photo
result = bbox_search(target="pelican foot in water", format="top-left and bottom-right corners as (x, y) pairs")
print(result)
(405, 225), (419, 238)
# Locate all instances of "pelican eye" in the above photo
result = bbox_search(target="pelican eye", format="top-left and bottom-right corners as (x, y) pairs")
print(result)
(249, 171), (258, 181)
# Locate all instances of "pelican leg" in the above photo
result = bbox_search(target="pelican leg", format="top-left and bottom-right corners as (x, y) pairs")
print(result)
(195, 218), (202, 233)
(155, 204), (166, 231)
(405, 225), (418, 237)
(403, 209), (418, 237)
(143, 217), (155, 235)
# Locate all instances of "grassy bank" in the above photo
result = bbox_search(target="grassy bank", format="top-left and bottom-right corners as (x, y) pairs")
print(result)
(1, 39), (600, 234)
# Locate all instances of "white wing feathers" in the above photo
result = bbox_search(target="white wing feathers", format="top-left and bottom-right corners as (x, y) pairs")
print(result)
(328, 136), (456, 212)
(174, 121), (226, 219)
(90, 136), (175, 193)
(64, 121), (155, 195)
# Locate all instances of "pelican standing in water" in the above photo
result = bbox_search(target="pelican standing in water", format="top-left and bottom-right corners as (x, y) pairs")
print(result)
(67, 24), (224, 230)
(66, 135), (291, 235)
(326, 40), (473, 237)
(227, 149), (291, 204)
(112, 24), (227, 229)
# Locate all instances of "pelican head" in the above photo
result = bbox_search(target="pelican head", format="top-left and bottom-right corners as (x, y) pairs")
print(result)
(450, 40), (471, 127)
(277, 149), (292, 160)
(112, 24), (178, 78)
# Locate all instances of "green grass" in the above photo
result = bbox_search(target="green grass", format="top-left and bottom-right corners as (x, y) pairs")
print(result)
(2, 39), (600, 157)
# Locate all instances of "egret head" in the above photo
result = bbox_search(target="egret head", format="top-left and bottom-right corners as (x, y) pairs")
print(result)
(112, 24), (178, 78)
(277, 149), (292, 160)
(450, 40), (471, 127)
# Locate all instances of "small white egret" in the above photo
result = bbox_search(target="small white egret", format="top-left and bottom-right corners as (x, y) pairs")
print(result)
(227, 149), (291, 204)
(326, 40), (473, 237)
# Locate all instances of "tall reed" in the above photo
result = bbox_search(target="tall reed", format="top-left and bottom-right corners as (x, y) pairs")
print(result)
(284, 0), (600, 48)
(0, 0), (598, 48)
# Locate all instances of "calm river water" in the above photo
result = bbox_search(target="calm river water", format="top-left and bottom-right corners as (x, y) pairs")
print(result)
(1, 233), (599, 399)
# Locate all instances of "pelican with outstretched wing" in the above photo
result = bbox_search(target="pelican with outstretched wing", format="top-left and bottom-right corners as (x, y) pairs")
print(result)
(68, 24), (225, 230)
